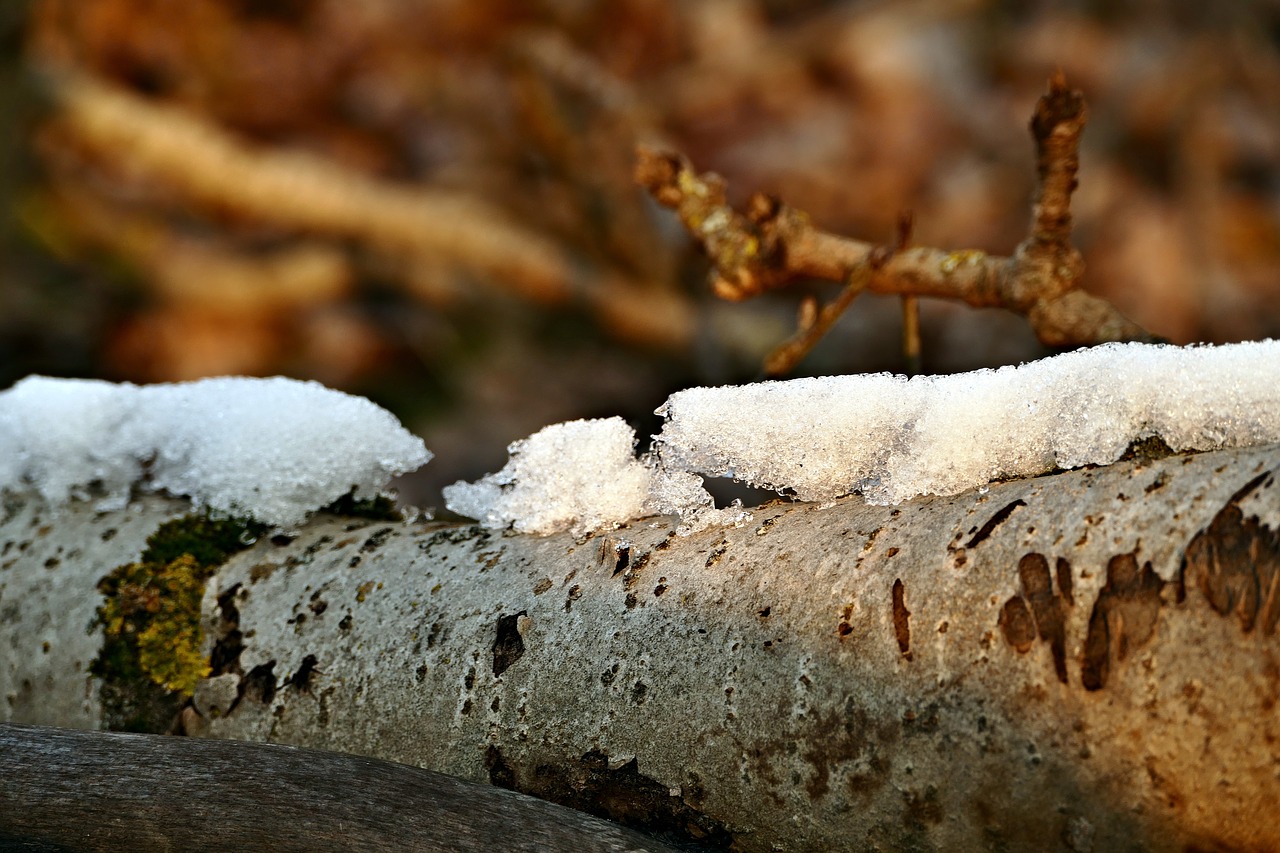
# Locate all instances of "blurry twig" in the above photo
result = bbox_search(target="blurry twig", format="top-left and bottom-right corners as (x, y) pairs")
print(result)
(42, 68), (694, 349)
(637, 73), (1157, 376)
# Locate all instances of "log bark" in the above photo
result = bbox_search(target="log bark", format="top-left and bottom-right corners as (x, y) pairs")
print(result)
(2, 443), (1278, 852)
(0, 723), (678, 853)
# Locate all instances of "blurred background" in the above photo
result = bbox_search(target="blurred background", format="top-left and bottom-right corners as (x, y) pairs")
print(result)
(1, 0), (1278, 510)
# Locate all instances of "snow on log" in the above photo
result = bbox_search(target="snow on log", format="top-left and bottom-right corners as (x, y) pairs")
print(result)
(2, 441), (1278, 851)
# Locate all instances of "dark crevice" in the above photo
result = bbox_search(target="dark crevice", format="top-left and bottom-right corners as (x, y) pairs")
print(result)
(241, 661), (278, 705)
(966, 500), (1026, 548)
(484, 746), (731, 849)
(287, 654), (319, 693)
(492, 612), (527, 676)
(613, 544), (630, 576)
(208, 584), (244, 675)
(891, 579), (911, 659)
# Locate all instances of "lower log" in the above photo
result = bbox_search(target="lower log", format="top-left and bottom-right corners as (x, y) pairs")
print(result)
(0, 723), (679, 852)
(1, 443), (1278, 851)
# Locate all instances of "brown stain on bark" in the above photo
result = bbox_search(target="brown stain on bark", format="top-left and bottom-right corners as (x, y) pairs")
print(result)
(999, 553), (1073, 683)
(1019, 554), (1070, 684)
(744, 698), (899, 804)
(1081, 553), (1164, 692)
(1055, 557), (1074, 606)
(892, 579), (911, 659)
(999, 595), (1037, 654)
(1181, 471), (1280, 636)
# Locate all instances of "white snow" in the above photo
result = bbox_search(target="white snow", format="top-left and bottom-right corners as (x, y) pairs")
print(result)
(0, 376), (431, 528)
(448, 340), (1280, 534)
(441, 418), (656, 538)
(6, 341), (1279, 538)
(439, 416), (753, 537)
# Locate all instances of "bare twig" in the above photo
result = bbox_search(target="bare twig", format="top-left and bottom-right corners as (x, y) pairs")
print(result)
(41, 68), (695, 351)
(636, 74), (1156, 373)
(894, 212), (921, 376)
(763, 262), (871, 376)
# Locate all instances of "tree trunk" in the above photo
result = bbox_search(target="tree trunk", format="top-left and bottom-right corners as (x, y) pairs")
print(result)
(2, 443), (1278, 852)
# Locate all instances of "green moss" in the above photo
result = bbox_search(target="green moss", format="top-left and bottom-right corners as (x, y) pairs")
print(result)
(140, 513), (268, 567)
(91, 512), (264, 731)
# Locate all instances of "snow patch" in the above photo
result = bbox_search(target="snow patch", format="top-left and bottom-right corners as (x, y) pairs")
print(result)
(658, 341), (1280, 507)
(6, 341), (1278, 538)
(0, 376), (431, 528)
(448, 340), (1280, 534)
(441, 418), (655, 538)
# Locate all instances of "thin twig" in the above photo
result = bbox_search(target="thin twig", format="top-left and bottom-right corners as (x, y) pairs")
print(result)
(764, 262), (871, 376)
(901, 295), (921, 376)
(894, 212), (921, 376)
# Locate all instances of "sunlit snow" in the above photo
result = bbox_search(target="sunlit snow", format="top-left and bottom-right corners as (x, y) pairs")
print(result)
(0, 375), (431, 528)
(4, 341), (1277, 537)
(450, 340), (1280, 534)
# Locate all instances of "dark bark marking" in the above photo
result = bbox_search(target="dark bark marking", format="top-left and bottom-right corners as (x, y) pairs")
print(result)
(286, 654), (318, 693)
(891, 579), (911, 659)
(485, 744), (516, 787)
(241, 661), (277, 704)
(487, 747), (733, 848)
(901, 784), (944, 831)
(359, 527), (395, 552)
(1181, 471), (1280, 636)
(966, 500), (1027, 548)
(704, 539), (728, 569)
(999, 596), (1036, 653)
(620, 552), (650, 593)
(492, 611), (527, 676)
(209, 583), (244, 675)
(1081, 553), (1164, 691)
(837, 604), (854, 637)
(565, 585), (583, 612)
(1055, 557), (1074, 607)
(1019, 554), (1069, 684)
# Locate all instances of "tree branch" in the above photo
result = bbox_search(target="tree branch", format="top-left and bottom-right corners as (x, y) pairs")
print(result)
(636, 74), (1157, 372)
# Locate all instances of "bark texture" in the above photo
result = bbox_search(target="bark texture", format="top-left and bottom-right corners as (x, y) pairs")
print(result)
(0, 723), (679, 853)
(2, 443), (1279, 852)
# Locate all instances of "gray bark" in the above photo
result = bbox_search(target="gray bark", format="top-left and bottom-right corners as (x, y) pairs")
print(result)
(2, 443), (1278, 852)
(0, 723), (678, 853)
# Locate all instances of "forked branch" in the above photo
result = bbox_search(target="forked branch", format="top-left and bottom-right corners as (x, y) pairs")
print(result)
(636, 73), (1157, 375)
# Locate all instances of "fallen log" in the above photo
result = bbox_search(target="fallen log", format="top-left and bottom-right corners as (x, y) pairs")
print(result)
(2, 441), (1277, 851)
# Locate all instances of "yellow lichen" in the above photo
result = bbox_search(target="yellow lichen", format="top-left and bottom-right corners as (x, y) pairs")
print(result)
(940, 249), (987, 274)
(91, 513), (266, 730)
